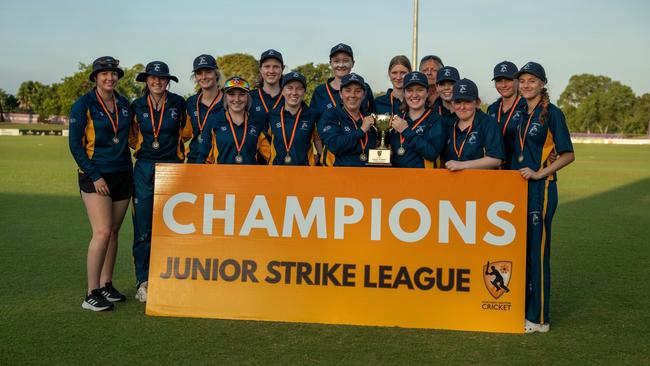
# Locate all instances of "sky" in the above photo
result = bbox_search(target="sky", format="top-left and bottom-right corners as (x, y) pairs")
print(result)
(1, 0), (649, 104)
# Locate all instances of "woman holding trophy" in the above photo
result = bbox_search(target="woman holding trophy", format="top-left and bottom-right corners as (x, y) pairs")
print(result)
(310, 43), (374, 165)
(318, 73), (376, 167)
(388, 71), (445, 168)
(442, 78), (504, 171)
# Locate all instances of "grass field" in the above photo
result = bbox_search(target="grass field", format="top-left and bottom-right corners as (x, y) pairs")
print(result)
(1, 136), (648, 365)
(0, 122), (66, 130)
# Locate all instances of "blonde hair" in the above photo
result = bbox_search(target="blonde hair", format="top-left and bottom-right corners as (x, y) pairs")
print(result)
(539, 87), (550, 125)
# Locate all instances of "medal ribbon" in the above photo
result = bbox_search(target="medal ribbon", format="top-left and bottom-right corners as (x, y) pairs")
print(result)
(280, 106), (302, 155)
(453, 119), (475, 160)
(258, 89), (283, 113)
(498, 95), (521, 135)
(147, 93), (167, 142)
(399, 108), (432, 144)
(196, 91), (221, 134)
(344, 108), (368, 151)
(95, 89), (119, 140)
(225, 111), (248, 156)
(518, 102), (539, 159)
(325, 82), (338, 108)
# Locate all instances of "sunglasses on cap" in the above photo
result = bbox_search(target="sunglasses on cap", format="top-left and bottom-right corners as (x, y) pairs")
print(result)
(96, 58), (120, 68)
(224, 78), (251, 92)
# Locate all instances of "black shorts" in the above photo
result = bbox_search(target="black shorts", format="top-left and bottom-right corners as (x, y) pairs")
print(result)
(78, 170), (133, 201)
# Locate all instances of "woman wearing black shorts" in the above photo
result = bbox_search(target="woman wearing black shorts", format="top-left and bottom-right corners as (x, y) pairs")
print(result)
(69, 56), (133, 311)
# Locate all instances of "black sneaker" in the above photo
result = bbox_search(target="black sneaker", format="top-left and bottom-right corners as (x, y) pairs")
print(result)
(100, 282), (126, 302)
(82, 289), (114, 312)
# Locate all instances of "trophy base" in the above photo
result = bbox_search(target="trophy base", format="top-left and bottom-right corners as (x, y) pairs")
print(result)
(366, 148), (392, 166)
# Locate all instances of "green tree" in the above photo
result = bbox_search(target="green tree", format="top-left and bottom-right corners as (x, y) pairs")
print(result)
(16, 81), (47, 113)
(0, 89), (7, 121)
(558, 74), (637, 134)
(6, 94), (18, 112)
(291, 63), (332, 104)
(217, 53), (259, 87)
(117, 63), (145, 99)
(625, 93), (650, 136)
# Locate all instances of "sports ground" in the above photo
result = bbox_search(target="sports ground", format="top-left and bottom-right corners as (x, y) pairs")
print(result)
(0, 136), (648, 365)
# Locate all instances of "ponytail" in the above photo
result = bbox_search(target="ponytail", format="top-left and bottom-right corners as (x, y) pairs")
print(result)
(539, 87), (550, 125)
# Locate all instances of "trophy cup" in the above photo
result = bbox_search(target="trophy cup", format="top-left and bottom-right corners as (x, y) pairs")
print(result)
(367, 113), (393, 166)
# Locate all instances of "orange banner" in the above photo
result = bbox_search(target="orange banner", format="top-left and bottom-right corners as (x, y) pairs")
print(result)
(147, 164), (527, 333)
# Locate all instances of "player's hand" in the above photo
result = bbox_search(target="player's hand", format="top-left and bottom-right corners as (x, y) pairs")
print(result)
(445, 160), (466, 172)
(519, 167), (542, 180)
(361, 115), (374, 132)
(93, 178), (110, 196)
(548, 149), (558, 164)
(391, 115), (408, 133)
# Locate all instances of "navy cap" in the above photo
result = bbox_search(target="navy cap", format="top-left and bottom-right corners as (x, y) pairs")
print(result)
(136, 61), (178, 83)
(436, 66), (460, 84)
(515, 61), (547, 83)
(329, 43), (354, 59)
(281, 71), (307, 89)
(340, 73), (365, 89)
(492, 61), (518, 80)
(260, 49), (283, 65)
(403, 71), (429, 89)
(452, 79), (479, 102)
(89, 56), (124, 81)
(192, 54), (218, 73)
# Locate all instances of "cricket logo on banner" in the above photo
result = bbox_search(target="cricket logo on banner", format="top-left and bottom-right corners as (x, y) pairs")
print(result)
(483, 261), (512, 300)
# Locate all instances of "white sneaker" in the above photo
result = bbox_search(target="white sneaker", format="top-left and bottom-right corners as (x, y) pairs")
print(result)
(135, 281), (148, 303)
(525, 319), (550, 333)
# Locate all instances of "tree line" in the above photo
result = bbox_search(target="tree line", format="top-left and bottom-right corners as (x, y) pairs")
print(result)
(1, 55), (648, 136)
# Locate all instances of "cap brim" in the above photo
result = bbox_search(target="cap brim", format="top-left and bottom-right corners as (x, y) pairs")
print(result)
(514, 70), (546, 83)
(193, 65), (217, 72)
(452, 95), (477, 102)
(404, 81), (429, 89)
(224, 86), (250, 93)
(261, 55), (283, 65)
(330, 50), (353, 59)
(136, 73), (179, 83)
(492, 75), (515, 81)
(436, 77), (458, 84)
(89, 68), (124, 82)
(340, 81), (364, 89)
(282, 78), (306, 89)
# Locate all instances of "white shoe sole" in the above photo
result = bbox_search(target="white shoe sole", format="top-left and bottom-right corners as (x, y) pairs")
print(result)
(82, 301), (113, 312)
(525, 322), (550, 333)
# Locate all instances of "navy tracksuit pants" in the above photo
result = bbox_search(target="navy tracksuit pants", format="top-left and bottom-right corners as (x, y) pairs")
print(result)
(525, 179), (558, 324)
